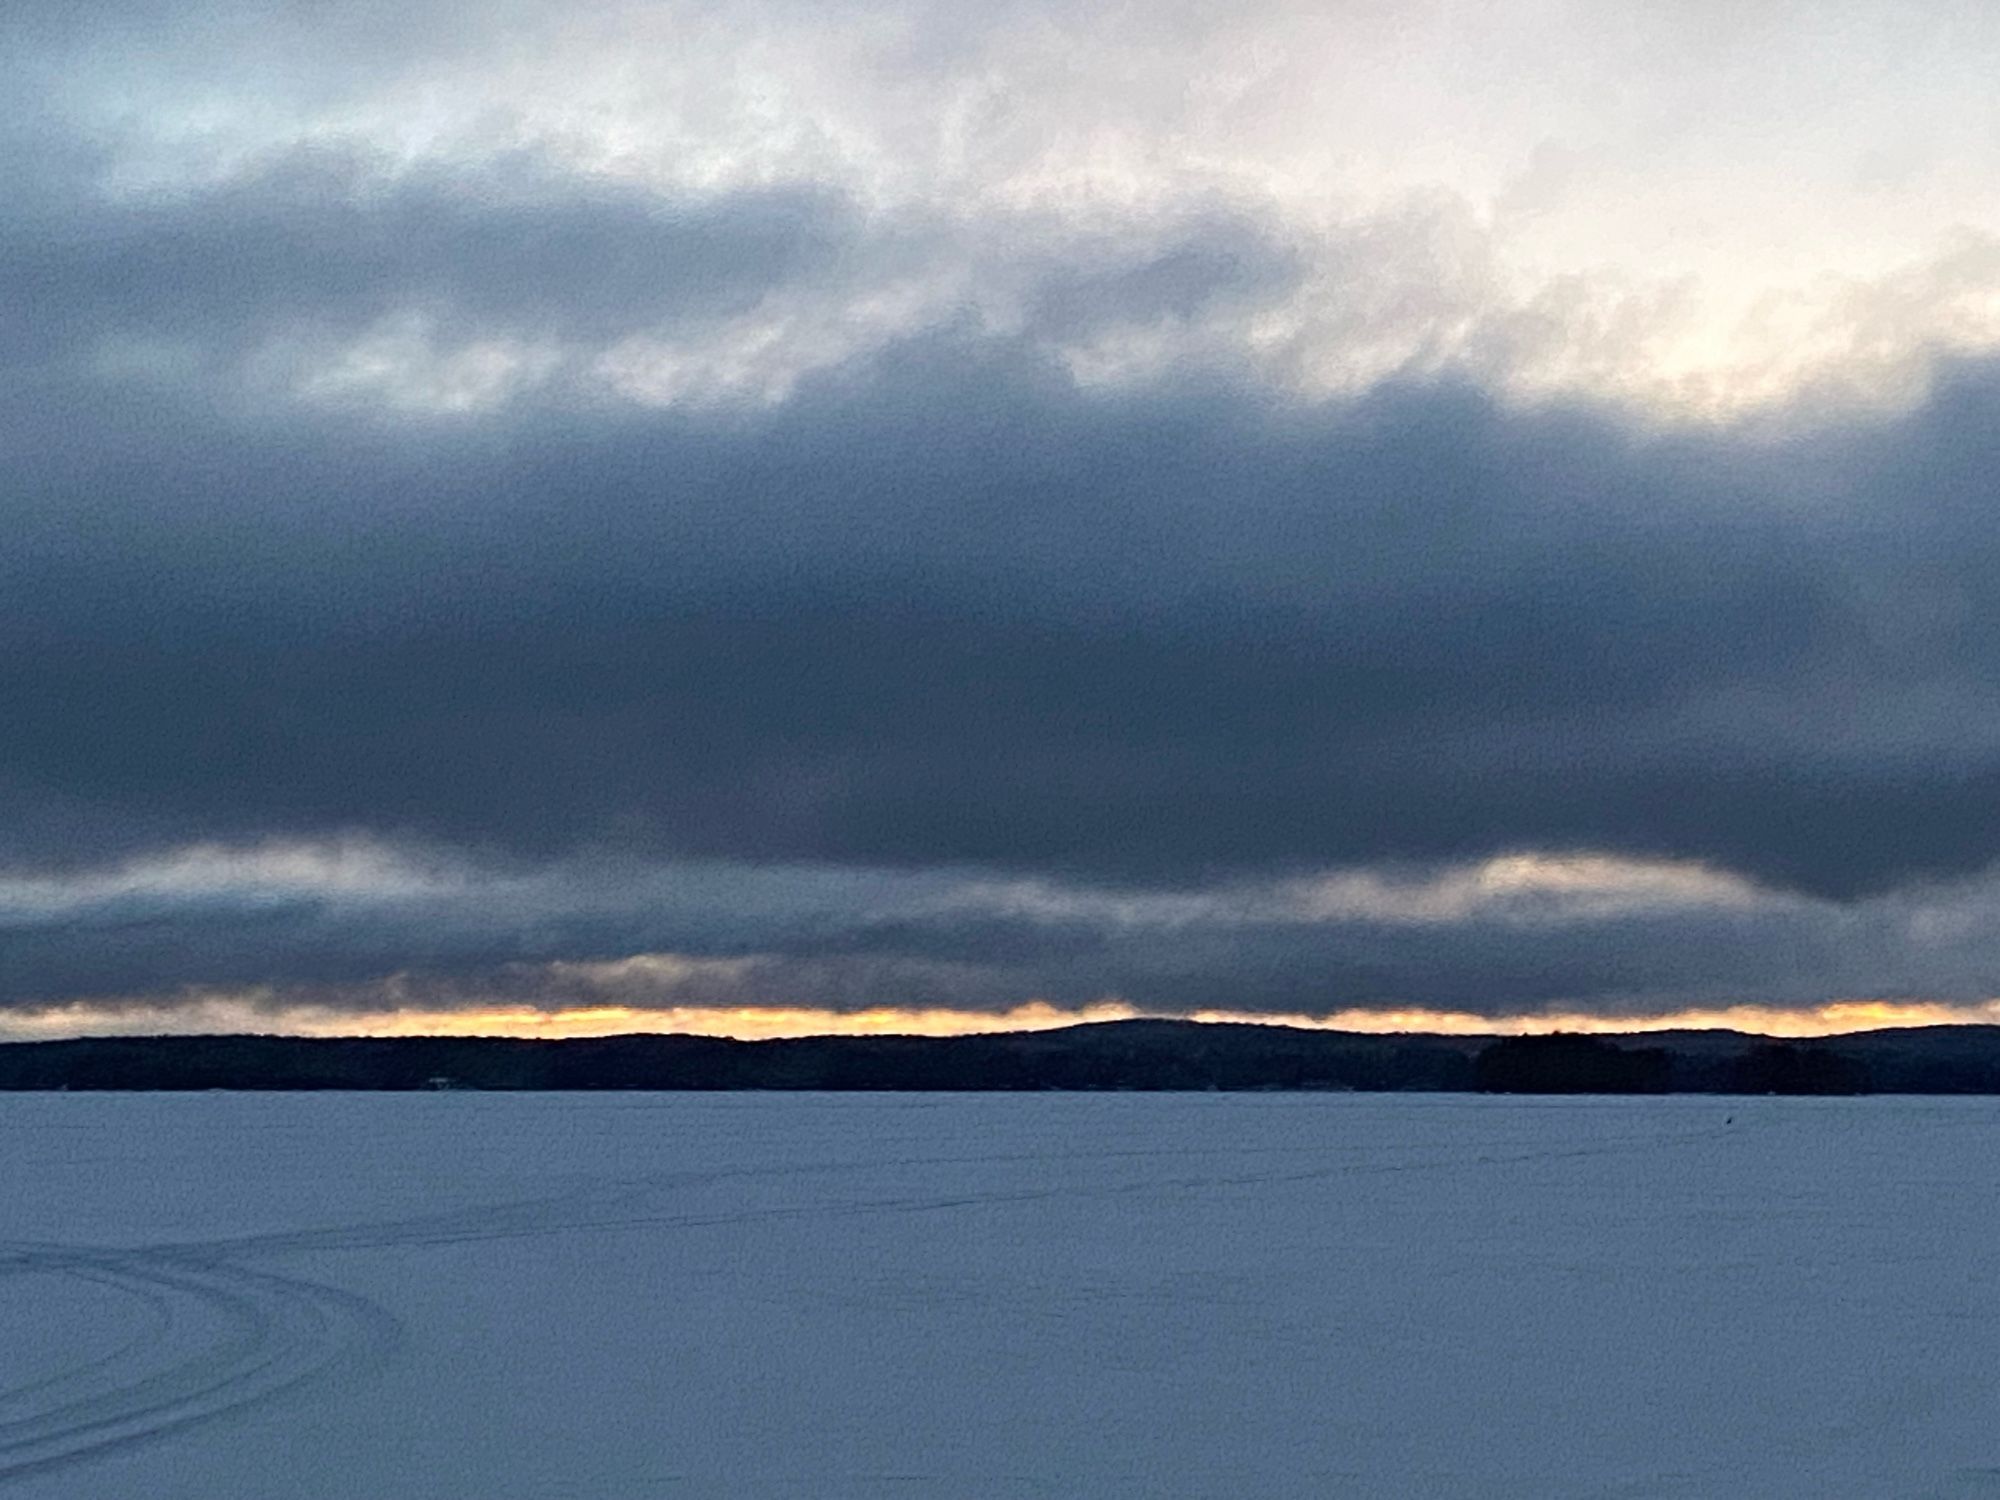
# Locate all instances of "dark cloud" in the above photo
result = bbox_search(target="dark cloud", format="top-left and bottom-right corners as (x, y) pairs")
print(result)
(10, 313), (2000, 901)
(9, 135), (2000, 1014)
(0, 149), (857, 371)
(4, 852), (1994, 1018)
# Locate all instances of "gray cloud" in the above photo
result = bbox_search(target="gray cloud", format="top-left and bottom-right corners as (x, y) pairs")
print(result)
(10, 842), (2000, 1019)
(12, 314), (2000, 906)
(11, 4), (2000, 1022)
(0, 149), (859, 375)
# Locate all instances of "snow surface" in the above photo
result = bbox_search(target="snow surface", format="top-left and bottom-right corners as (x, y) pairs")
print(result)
(0, 1092), (1995, 1498)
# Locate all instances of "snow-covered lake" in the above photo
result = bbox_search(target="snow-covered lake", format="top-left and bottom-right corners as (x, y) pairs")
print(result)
(0, 1093), (1993, 1498)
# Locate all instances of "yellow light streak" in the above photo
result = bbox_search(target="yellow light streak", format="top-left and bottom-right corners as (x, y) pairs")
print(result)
(4, 995), (2000, 1043)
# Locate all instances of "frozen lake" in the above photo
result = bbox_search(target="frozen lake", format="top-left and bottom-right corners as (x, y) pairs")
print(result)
(0, 1092), (1994, 1498)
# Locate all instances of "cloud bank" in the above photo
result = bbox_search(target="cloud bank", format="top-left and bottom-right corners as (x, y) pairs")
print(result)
(9, 0), (2000, 1033)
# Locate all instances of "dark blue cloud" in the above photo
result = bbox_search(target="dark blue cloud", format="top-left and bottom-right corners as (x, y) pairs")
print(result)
(0, 149), (855, 370)
(11, 305), (2000, 900)
(8, 146), (2000, 1010)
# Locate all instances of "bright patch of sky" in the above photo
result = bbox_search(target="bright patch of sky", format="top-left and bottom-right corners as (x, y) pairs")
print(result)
(28, 0), (2000, 416)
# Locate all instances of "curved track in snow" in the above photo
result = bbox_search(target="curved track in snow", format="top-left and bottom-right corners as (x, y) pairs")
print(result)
(0, 1107), (1746, 1488)
(0, 1241), (397, 1484)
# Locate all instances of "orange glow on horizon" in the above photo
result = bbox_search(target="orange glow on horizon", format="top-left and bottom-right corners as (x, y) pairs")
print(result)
(6, 995), (2000, 1043)
(316, 1000), (1148, 1041)
(1180, 999), (2000, 1039)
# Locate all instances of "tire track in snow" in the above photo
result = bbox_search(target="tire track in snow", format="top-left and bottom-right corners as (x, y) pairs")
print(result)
(138, 1115), (1746, 1268)
(0, 1242), (397, 1485)
(0, 1140), (1189, 1486)
(0, 1267), (175, 1418)
(0, 1108), (1742, 1486)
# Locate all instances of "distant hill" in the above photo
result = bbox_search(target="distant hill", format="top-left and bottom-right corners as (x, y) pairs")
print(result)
(4, 1020), (2000, 1092)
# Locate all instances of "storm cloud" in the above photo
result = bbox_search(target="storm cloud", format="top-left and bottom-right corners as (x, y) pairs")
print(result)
(9, 0), (2000, 1028)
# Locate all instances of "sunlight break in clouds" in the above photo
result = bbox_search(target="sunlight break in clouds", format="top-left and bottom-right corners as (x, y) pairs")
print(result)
(947, 853), (1776, 929)
(0, 839), (456, 919)
(0, 996), (1147, 1043)
(5, 995), (1998, 1044)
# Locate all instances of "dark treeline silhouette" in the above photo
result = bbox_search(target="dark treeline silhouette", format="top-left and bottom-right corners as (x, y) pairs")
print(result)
(1724, 1043), (1872, 1096)
(3, 1019), (2000, 1091)
(0, 1022), (1473, 1092)
(1474, 1035), (1671, 1093)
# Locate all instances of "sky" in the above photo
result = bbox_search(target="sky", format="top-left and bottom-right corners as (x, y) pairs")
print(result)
(10, 0), (2000, 1039)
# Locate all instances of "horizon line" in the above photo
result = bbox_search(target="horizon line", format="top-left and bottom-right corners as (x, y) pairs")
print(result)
(6, 997), (2000, 1045)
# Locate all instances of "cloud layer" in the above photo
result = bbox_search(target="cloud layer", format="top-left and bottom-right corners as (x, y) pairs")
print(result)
(9, 0), (2000, 1030)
